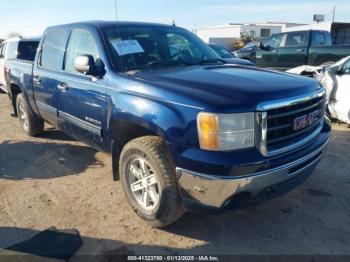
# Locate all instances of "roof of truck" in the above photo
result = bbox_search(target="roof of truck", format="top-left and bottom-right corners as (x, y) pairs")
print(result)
(46, 20), (177, 30)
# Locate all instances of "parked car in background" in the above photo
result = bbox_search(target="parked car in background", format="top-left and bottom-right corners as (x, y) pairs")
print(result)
(0, 37), (39, 92)
(208, 43), (255, 66)
(208, 43), (235, 58)
(235, 30), (350, 70)
(287, 56), (350, 125)
(233, 42), (259, 62)
(6, 21), (330, 227)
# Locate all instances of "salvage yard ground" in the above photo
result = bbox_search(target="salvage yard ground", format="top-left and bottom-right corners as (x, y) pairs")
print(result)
(0, 93), (349, 259)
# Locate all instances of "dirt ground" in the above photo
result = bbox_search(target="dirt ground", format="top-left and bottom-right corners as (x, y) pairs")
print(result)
(0, 93), (349, 259)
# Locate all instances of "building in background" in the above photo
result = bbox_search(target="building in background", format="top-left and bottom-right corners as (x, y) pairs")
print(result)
(196, 22), (306, 50)
(282, 22), (350, 44)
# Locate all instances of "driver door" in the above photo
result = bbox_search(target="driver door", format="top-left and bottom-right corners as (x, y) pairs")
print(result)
(255, 33), (285, 68)
(57, 28), (108, 150)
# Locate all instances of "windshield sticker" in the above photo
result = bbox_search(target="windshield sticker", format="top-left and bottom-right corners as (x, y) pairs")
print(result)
(111, 40), (144, 56)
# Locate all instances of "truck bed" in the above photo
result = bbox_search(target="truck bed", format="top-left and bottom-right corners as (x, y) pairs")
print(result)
(308, 45), (350, 66)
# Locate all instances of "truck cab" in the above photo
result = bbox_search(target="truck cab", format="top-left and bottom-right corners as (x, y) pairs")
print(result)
(7, 21), (331, 228)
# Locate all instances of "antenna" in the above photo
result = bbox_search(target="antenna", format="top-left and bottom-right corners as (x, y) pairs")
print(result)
(114, 0), (123, 71)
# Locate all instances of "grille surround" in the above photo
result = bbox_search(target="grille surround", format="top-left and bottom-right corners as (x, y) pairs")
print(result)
(256, 89), (326, 157)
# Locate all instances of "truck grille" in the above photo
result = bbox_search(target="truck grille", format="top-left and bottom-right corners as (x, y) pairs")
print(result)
(266, 95), (325, 152)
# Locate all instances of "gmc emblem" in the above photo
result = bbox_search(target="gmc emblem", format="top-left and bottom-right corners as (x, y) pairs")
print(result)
(293, 110), (319, 131)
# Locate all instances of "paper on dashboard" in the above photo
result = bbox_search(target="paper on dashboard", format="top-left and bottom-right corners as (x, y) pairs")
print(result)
(111, 40), (145, 56)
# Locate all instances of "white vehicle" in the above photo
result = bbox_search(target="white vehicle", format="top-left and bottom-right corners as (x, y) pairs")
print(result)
(0, 37), (39, 92)
(287, 56), (350, 125)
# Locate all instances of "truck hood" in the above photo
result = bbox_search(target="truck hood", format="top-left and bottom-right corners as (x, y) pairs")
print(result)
(132, 65), (321, 112)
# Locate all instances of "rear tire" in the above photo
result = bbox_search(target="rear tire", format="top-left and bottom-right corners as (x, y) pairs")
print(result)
(119, 136), (184, 228)
(16, 93), (44, 136)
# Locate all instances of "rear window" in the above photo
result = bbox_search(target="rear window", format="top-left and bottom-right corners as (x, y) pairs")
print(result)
(40, 30), (66, 70)
(17, 41), (39, 61)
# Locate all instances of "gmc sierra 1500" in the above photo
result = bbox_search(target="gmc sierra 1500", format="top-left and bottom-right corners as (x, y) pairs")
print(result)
(5, 21), (331, 228)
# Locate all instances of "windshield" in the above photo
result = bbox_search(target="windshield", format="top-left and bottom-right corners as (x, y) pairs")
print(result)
(209, 44), (233, 58)
(103, 25), (220, 72)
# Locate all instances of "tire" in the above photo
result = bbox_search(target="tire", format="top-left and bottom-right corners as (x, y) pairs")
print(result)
(16, 93), (44, 136)
(119, 136), (184, 228)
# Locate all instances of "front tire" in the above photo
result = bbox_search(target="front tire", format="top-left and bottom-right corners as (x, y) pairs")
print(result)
(16, 93), (44, 136)
(119, 136), (184, 228)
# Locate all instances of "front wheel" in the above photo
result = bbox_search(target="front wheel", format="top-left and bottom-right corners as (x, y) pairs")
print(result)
(119, 136), (184, 228)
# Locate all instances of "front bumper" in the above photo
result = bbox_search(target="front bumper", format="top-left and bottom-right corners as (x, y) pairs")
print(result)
(176, 138), (329, 212)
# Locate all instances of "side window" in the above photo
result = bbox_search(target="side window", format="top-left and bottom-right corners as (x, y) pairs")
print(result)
(17, 41), (39, 61)
(284, 32), (307, 47)
(1, 43), (7, 58)
(64, 29), (99, 74)
(311, 31), (332, 46)
(0, 44), (3, 58)
(264, 34), (283, 48)
(342, 59), (350, 75)
(40, 30), (66, 70)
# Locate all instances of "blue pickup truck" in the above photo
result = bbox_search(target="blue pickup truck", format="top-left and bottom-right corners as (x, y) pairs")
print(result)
(5, 21), (331, 228)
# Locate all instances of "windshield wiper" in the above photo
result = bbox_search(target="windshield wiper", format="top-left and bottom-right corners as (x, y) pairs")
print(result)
(198, 58), (225, 65)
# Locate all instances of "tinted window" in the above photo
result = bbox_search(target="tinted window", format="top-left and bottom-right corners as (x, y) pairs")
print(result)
(284, 32), (307, 47)
(6, 41), (19, 59)
(40, 30), (66, 70)
(264, 34), (283, 48)
(0, 44), (3, 57)
(64, 29), (99, 74)
(18, 41), (39, 61)
(311, 31), (332, 46)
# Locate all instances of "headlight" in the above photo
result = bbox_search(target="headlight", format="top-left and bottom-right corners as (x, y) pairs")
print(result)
(197, 112), (255, 151)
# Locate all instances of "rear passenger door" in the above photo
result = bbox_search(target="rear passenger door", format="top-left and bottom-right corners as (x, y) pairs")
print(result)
(57, 28), (108, 150)
(33, 29), (67, 125)
(277, 31), (309, 69)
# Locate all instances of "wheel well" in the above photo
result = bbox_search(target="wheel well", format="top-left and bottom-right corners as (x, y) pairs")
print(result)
(10, 84), (22, 116)
(111, 121), (160, 181)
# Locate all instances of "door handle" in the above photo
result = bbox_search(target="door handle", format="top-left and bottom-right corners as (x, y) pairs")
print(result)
(296, 49), (305, 52)
(271, 50), (278, 53)
(33, 75), (41, 84)
(57, 82), (69, 91)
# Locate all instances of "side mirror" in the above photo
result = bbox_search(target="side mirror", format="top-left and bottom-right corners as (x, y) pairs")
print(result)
(258, 42), (269, 51)
(74, 55), (96, 75)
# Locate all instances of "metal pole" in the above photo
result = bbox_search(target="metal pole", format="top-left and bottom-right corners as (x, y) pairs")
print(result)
(332, 5), (336, 22)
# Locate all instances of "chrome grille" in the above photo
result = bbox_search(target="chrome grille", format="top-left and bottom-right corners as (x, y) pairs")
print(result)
(257, 89), (326, 157)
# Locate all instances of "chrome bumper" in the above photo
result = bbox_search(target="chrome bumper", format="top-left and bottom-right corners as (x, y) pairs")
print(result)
(176, 139), (329, 210)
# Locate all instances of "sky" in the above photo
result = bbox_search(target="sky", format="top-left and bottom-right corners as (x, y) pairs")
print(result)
(0, 0), (349, 39)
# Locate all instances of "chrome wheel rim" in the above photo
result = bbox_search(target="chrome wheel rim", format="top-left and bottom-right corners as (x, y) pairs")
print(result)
(127, 157), (160, 211)
(18, 102), (29, 130)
